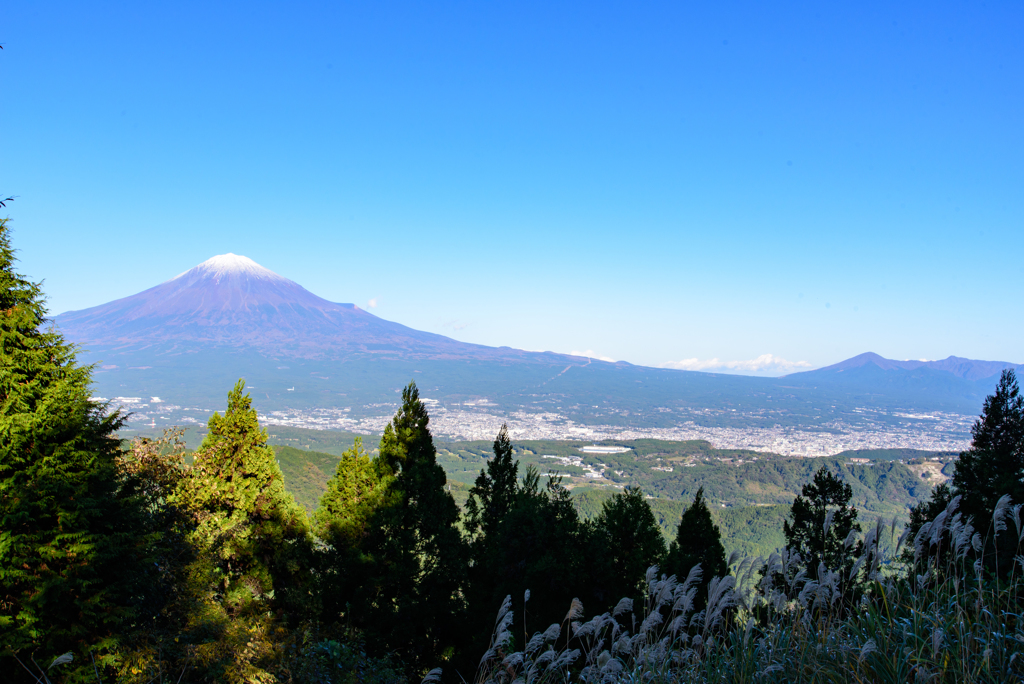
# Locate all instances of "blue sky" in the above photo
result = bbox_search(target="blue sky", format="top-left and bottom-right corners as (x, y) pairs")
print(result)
(3, 1), (1022, 374)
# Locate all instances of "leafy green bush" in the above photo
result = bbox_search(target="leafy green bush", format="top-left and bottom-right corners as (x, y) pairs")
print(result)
(289, 630), (403, 684)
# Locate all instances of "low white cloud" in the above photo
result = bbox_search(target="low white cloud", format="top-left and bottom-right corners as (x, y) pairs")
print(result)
(660, 354), (813, 376)
(368, 298), (378, 308)
(571, 350), (616, 363)
(444, 319), (469, 331)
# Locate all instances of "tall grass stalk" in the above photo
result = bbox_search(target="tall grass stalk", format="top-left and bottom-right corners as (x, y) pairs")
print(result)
(471, 497), (1024, 683)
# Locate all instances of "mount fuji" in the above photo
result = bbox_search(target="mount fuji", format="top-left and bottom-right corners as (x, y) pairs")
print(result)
(54, 254), (615, 415)
(57, 253), (541, 360)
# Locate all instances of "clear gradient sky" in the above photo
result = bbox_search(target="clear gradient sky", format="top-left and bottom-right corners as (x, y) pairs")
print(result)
(3, 2), (1022, 374)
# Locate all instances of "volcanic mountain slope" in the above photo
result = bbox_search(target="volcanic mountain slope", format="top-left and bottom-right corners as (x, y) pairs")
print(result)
(54, 254), (618, 412)
(56, 253), (551, 361)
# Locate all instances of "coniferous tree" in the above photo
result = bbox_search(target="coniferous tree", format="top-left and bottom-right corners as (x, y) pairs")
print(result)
(783, 467), (861, 578)
(902, 481), (954, 567)
(0, 218), (143, 674)
(461, 425), (521, 673)
(459, 427), (590, 677)
(936, 369), (1024, 575)
(313, 437), (392, 623)
(358, 382), (467, 674)
(485, 466), (588, 640)
(465, 423), (518, 542)
(313, 437), (387, 542)
(181, 379), (311, 616)
(665, 486), (727, 611)
(953, 370), (1024, 527)
(112, 390), (314, 684)
(591, 487), (667, 612)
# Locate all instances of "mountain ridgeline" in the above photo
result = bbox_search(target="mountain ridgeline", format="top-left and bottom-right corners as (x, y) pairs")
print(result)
(54, 254), (1021, 426)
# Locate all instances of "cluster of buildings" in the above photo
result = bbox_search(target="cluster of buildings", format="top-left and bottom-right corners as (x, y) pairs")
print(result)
(111, 394), (973, 457)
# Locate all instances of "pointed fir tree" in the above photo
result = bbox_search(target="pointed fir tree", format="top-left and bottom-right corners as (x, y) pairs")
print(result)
(783, 467), (860, 578)
(0, 218), (143, 671)
(182, 379), (310, 615)
(951, 369), (1024, 574)
(953, 370), (1024, 525)
(465, 423), (518, 541)
(313, 437), (388, 542)
(358, 381), (467, 674)
(665, 486), (727, 611)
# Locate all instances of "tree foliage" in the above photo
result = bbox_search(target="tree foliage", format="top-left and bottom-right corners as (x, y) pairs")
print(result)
(0, 217), (145, 674)
(665, 486), (727, 610)
(181, 379), (311, 616)
(347, 382), (467, 674)
(783, 467), (861, 579)
(953, 370), (1024, 529)
(591, 487), (667, 612)
(464, 423), (518, 543)
(460, 428), (592, 676)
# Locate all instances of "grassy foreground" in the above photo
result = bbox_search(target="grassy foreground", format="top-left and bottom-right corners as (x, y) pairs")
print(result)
(468, 500), (1024, 684)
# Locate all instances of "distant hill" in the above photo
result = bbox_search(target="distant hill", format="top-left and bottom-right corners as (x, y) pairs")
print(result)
(776, 351), (1020, 417)
(798, 352), (1023, 381)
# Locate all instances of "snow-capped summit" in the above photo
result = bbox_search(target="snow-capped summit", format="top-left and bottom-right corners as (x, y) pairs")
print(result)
(52, 252), (521, 362)
(173, 253), (285, 282)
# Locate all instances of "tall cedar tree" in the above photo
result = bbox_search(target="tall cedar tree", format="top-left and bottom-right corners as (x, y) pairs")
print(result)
(0, 218), (144, 674)
(182, 380), (311, 617)
(312, 436), (393, 623)
(358, 382), (467, 674)
(665, 486), (727, 611)
(478, 467), (587, 647)
(903, 372), (1024, 575)
(591, 487), (667, 614)
(465, 423), (518, 542)
(953, 371), (1024, 520)
(459, 426), (588, 678)
(461, 425), (519, 673)
(948, 369), (1024, 573)
(119, 398), (312, 684)
(783, 467), (861, 579)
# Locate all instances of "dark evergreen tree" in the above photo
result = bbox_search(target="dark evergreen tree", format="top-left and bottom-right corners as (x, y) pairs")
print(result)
(783, 467), (861, 578)
(465, 423), (518, 541)
(312, 437), (392, 625)
(591, 487), (667, 612)
(948, 370), (1024, 574)
(953, 370), (1024, 528)
(485, 467), (588, 638)
(665, 486), (727, 611)
(458, 427), (590, 678)
(901, 481), (954, 567)
(0, 218), (143, 676)
(357, 382), (467, 674)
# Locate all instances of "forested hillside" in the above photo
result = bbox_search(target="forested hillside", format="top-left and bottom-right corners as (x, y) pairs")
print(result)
(271, 432), (947, 555)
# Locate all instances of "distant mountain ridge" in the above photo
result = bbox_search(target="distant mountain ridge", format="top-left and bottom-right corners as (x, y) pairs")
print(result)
(790, 352), (1023, 383)
(51, 253), (1013, 429)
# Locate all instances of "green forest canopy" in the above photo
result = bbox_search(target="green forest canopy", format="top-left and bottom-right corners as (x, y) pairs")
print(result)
(253, 428), (950, 558)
